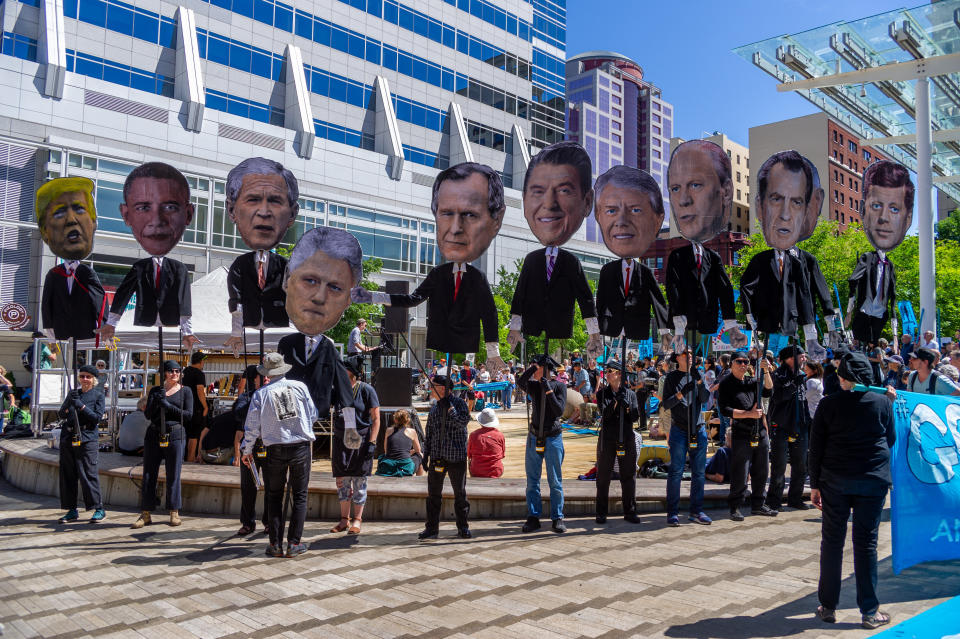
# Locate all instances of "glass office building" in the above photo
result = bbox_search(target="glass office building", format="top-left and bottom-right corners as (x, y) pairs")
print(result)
(0, 0), (608, 358)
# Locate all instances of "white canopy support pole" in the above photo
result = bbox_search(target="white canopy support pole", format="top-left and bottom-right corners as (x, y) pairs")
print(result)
(916, 76), (936, 336)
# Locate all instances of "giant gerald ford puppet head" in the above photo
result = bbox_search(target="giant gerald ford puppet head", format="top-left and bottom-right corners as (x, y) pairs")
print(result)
(284, 227), (362, 336)
(431, 162), (505, 263)
(755, 150), (820, 251)
(522, 141), (594, 247)
(121, 162), (194, 256)
(593, 166), (664, 259)
(667, 140), (732, 243)
(36, 177), (97, 260)
(227, 157), (299, 251)
(862, 160), (914, 251)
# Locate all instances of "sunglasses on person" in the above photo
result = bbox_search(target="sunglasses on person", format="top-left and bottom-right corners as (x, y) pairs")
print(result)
(77, 373), (96, 381)
(733, 358), (749, 365)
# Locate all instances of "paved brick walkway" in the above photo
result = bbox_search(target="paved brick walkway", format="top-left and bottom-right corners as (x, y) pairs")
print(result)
(1, 478), (958, 639)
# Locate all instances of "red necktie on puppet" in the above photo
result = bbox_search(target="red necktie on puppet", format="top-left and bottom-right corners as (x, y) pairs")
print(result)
(623, 263), (631, 298)
(258, 259), (266, 290)
(154, 260), (161, 290)
(454, 269), (462, 301)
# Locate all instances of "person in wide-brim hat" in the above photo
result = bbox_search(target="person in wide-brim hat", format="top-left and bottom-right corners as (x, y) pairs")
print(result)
(257, 351), (292, 378)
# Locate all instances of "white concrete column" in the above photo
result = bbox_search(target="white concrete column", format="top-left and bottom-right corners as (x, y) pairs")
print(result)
(446, 101), (474, 166)
(174, 6), (204, 132)
(38, 0), (66, 98)
(373, 75), (404, 180)
(283, 44), (315, 159)
(916, 76), (936, 335)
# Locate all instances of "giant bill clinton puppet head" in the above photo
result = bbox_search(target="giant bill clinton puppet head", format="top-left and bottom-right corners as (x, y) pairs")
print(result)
(862, 160), (914, 251)
(284, 227), (363, 336)
(522, 141), (594, 247)
(431, 162), (505, 263)
(227, 157), (299, 251)
(755, 150), (820, 250)
(667, 140), (732, 243)
(36, 177), (97, 260)
(593, 165), (664, 259)
(120, 162), (194, 256)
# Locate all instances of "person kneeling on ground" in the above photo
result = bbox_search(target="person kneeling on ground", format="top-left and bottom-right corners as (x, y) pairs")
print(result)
(376, 409), (423, 477)
(467, 407), (506, 478)
(705, 430), (732, 484)
(241, 352), (317, 558)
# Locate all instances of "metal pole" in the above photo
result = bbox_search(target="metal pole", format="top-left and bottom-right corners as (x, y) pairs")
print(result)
(916, 76), (936, 335)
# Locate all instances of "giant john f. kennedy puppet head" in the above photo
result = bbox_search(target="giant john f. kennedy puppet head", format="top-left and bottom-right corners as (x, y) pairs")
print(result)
(861, 160), (914, 252)
(36, 177), (97, 260)
(667, 139), (733, 243)
(593, 165), (664, 259)
(227, 157), (300, 251)
(120, 162), (194, 256)
(522, 141), (594, 247)
(431, 162), (505, 263)
(284, 227), (363, 336)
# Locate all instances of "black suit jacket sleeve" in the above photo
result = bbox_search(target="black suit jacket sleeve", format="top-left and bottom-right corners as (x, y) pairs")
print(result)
(665, 248), (684, 321)
(712, 252), (737, 322)
(738, 256), (762, 328)
(476, 270), (499, 344)
(645, 265), (669, 332)
(389, 267), (437, 308)
(803, 251), (836, 318)
(109, 266), (139, 316)
(571, 254), (597, 320)
(227, 255), (243, 314)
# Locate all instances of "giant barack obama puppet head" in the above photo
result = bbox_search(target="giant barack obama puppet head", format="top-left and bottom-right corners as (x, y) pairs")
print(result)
(36, 177), (97, 260)
(120, 162), (194, 256)
(667, 139), (733, 243)
(284, 227), (363, 336)
(593, 165), (664, 259)
(431, 162), (505, 263)
(522, 141), (594, 247)
(861, 160), (914, 251)
(227, 157), (300, 251)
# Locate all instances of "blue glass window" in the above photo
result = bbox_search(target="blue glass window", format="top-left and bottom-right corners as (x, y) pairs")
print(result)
(1, 32), (38, 61)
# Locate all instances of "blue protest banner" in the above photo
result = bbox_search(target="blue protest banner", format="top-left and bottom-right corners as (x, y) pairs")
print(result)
(899, 301), (917, 338)
(890, 391), (960, 574)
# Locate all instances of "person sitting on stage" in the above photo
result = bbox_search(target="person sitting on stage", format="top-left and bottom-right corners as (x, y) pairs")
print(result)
(376, 409), (423, 477)
(117, 396), (149, 456)
(56, 364), (106, 524)
(467, 407), (506, 478)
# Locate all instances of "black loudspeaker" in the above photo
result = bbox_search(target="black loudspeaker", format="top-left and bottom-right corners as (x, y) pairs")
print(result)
(382, 280), (409, 333)
(373, 367), (413, 407)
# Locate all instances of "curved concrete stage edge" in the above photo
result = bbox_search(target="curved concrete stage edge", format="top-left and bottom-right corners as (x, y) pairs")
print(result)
(0, 439), (741, 520)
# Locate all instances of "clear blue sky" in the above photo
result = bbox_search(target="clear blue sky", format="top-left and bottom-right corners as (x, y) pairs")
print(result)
(565, 0), (913, 145)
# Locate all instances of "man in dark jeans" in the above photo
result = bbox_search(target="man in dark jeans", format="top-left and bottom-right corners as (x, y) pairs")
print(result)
(810, 350), (895, 630)
(766, 345), (811, 511)
(419, 374), (471, 540)
(717, 353), (776, 520)
(241, 352), (318, 557)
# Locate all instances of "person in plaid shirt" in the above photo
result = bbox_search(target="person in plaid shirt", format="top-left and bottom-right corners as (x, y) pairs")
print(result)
(419, 374), (471, 540)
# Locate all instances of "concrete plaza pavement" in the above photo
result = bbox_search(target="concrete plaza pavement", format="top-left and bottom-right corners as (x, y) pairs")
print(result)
(1, 477), (958, 639)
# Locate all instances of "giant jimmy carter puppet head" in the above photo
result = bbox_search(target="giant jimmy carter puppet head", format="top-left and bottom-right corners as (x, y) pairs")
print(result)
(593, 165), (664, 259)
(522, 141), (594, 247)
(431, 162), (505, 263)
(667, 139), (733, 243)
(284, 227), (363, 336)
(36, 177), (97, 260)
(755, 150), (821, 251)
(227, 157), (300, 251)
(120, 162), (194, 256)
(861, 160), (914, 252)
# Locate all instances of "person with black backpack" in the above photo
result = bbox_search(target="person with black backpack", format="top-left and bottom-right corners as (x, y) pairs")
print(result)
(893, 348), (960, 397)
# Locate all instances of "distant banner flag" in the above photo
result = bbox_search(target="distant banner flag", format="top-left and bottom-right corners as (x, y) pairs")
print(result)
(898, 301), (917, 339)
(712, 324), (752, 352)
(891, 391), (960, 574)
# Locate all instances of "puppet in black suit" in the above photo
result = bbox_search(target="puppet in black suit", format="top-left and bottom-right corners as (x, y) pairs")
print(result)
(507, 142), (603, 360)
(846, 161), (914, 343)
(222, 158), (299, 355)
(740, 248), (812, 336)
(98, 163), (198, 349)
(353, 163), (507, 371)
(35, 177), (107, 341)
(592, 167), (670, 342)
(664, 140), (746, 349)
(281, 227), (365, 435)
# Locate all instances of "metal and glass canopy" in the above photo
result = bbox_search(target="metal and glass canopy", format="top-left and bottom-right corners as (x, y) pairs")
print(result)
(734, 0), (960, 202)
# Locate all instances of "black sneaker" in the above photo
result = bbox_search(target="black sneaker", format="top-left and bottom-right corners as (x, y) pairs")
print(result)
(816, 605), (836, 624)
(623, 513), (641, 524)
(751, 505), (779, 517)
(265, 543), (284, 557)
(788, 501), (812, 510)
(551, 519), (566, 533)
(285, 542), (308, 557)
(457, 527), (472, 539)
(730, 509), (745, 522)
(417, 528), (438, 540)
(595, 514), (607, 524)
(522, 516), (541, 532)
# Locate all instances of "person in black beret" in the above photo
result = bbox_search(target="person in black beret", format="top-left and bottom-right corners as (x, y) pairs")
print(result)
(594, 360), (641, 524)
(517, 354), (568, 533)
(810, 350), (895, 629)
(56, 364), (106, 524)
(765, 344), (811, 512)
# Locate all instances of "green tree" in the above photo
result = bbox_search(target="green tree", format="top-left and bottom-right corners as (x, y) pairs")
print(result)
(935, 207), (960, 243)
